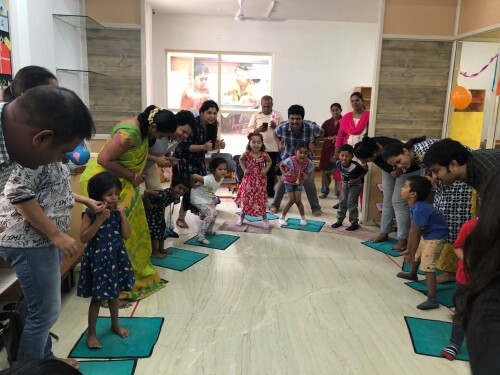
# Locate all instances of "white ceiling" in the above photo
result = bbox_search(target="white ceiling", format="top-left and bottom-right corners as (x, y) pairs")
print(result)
(147, 0), (380, 23)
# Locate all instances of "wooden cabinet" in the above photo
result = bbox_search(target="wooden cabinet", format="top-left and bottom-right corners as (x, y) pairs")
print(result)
(354, 86), (372, 110)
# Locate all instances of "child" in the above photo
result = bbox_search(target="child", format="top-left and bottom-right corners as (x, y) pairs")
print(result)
(77, 172), (135, 349)
(143, 177), (189, 258)
(397, 175), (448, 310)
(330, 144), (367, 231)
(278, 141), (315, 227)
(190, 158), (228, 244)
(441, 216), (478, 360)
(235, 133), (272, 227)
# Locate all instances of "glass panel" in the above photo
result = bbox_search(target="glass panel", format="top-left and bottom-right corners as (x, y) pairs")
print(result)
(219, 112), (253, 156)
(166, 52), (218, 111)
(220, 54), (272, 112)
(53, 14), (104, 30)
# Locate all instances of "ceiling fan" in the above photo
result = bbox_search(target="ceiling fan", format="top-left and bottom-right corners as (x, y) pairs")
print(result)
(234, 0), (285, 22)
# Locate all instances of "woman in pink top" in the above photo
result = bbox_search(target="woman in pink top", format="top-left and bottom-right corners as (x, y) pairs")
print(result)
(334, 92), (370, 153)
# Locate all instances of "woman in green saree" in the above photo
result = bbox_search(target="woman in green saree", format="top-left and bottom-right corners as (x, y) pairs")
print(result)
(80, 106), (194, 301)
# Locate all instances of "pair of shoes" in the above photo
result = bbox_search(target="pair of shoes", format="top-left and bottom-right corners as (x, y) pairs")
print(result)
(417, 298), (439, 310)
(176, 219), (189, 229)
(441, 344), (460, 360)
(396, 271), (418, 281)
(197, 236), (210, 245)
(332, 203), (339, 209)
(312, 210), (322, 217)
(345, 224), (359, 231)
(330, 221), (343, 228)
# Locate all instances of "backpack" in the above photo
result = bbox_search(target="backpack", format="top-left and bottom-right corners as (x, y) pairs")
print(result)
(0, 294), (59, 367)
(0, 294), (25, 367)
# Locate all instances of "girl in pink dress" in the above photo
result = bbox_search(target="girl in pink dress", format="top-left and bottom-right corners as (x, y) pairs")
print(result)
(235, 133), (272, 227)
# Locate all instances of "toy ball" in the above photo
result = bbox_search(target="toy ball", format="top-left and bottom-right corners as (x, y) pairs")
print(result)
(450, 85), (472, 110)
(66, 144), (90, 165)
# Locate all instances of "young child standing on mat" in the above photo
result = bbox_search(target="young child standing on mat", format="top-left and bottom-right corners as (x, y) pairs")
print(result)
(143, 177), (189, 258)
(235, 133), (272, 227)
(278, 141), (315, 227)
(330, 144), (367, 231)
(77, 172), (135, 349)
(396, 175), (448, 310)
(441, 216), (478, 360)
(190, 158), (228, 244)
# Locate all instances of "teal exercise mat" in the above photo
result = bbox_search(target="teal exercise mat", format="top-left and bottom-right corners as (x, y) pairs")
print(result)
(151, 248), (208, 271)
(282, 218), (325, 232)
(184, 234), (239, 250)
(236, 212), (279, 221)
(361, 238), (404, 257)
(79, 359), (137, 375)
(405, 280), (455, 308)
(404, 316), (469, 361)
(68, 317), (164, 359)
(402, 262), (443, 276)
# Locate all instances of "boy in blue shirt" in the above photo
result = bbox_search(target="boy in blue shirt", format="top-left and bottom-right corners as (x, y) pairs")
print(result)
(396, 175), (448, 310)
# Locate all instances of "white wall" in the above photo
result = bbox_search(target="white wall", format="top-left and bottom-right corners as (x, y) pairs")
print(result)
(151, 14), (379, 125)
(9, 0), (86, 99)
(458, 41), (500, 143)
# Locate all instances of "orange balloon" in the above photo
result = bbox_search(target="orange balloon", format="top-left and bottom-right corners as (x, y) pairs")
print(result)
(451, 85), (472, 109)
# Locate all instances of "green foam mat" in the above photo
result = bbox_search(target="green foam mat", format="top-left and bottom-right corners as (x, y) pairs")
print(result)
(404, 316), (469, 361)
(405, 280), (456, 308)
(402, 262), (443, 276)
(151, 247), (208, 271)
(361, 238), (404, 257)
(79, 359), (137, 374)
(236, 212), (279, 221)
(282, 218), (325, 232)
(69, 317), (163, 359)
(184, 233), (239, 250)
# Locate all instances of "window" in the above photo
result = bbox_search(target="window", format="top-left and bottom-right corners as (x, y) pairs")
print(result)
(166, 51), (272, 155)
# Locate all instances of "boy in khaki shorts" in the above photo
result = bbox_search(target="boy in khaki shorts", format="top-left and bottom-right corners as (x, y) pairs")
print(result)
(396, 175), (448, 310)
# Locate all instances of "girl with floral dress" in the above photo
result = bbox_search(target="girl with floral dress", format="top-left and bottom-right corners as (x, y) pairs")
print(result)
(77, 172), (135, 349)
(235, 133), (272, 227)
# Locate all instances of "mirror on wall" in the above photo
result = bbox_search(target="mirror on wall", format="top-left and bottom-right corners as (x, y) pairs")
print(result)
(448, 30), (500, 150)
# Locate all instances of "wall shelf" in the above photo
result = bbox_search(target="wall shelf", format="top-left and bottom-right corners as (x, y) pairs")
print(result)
(53, 14), (104, 29)
(56, 68), (107, 77)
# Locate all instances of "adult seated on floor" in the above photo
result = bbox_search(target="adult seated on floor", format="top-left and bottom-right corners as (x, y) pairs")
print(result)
(269, 104), (323, 217)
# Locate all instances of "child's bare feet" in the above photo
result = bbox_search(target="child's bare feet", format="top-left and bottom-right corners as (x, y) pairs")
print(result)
(278, 218), (287, 226)
(151, 250), (168, 259)
(262, 220), (270, 228)
(112, 325), (129, 338)
(86, 333), (102, 349)
(369, 233), (389, 243)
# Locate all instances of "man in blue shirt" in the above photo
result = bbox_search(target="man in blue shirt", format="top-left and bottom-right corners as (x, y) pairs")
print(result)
(269, 105), (323, 216)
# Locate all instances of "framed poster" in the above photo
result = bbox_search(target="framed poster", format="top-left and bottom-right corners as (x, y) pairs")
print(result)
(0, 0), (12, 87)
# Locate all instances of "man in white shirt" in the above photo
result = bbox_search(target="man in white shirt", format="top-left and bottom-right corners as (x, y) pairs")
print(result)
(247, 95), (283, 197)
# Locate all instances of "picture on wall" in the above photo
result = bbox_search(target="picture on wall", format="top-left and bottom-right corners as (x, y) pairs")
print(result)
(0, 0), (12, 87)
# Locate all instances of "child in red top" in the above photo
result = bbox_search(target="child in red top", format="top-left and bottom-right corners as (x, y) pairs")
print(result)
(441, 217), (478, 360)
(278, 141), (315, 227)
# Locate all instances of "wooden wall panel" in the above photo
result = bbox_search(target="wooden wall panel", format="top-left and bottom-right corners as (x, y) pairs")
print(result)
(375, 40), (452, 140)
(87, 29), (142, 134)
(458, 0), (500, 35)
(85, 0), (141, 25)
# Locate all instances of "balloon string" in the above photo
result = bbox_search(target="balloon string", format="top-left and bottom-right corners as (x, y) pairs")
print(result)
(459, 54), (498, 78)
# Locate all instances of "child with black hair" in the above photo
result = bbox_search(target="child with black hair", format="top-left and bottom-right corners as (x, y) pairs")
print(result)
(77, 172), (135, 349)
(278, 141), (315, 227)
(330, 144), (367, 231)
(143, 177), (190, 258)
(191, 158), (228, 244)
(397, 175), (448, 310)
(235, 133), (272, 227)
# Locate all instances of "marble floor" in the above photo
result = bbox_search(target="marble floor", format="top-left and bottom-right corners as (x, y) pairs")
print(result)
(3, 191), (470, 374)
